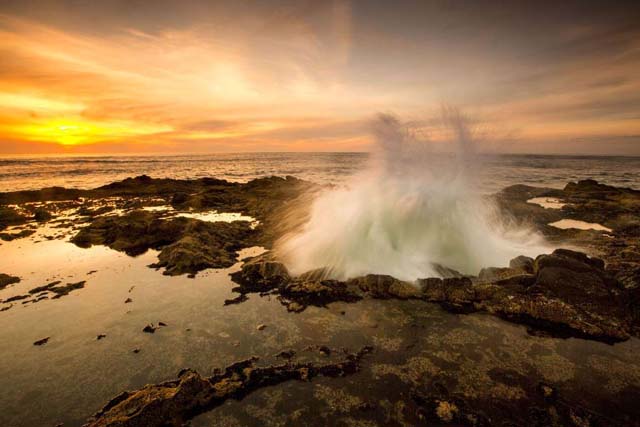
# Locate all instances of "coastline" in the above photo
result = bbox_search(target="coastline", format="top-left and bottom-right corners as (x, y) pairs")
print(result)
(1, 175), (639, 426)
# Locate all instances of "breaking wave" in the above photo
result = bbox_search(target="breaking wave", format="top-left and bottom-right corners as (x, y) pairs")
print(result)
(277, 109), (551, 281)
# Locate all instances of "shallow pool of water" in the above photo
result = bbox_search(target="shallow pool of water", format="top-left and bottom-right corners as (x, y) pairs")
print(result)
(549, 219), (612, 232)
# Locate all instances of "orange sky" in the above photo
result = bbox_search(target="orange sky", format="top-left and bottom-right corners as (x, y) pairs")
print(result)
(1, 1), (639, 155)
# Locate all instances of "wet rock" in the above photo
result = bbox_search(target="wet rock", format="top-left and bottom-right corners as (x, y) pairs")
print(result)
(73, 210), (256, 276)
(223, 294), (247, 305)
(25, 281), (85, 301)
(430, 263), (465, 278)
(0, 228), (36, 241)
(318, 346), (331, 356)
(230, 254), (291, 292)
(33, 207), (53, 222)
(71, 210), (187, 255)
(0, 206), (27, 231)
(33, 337), (50, 346)
(279, 279), (361, 310)
(3, 294), (29, 303)
(0, 273), (20, 290)
(231, 257), (425, 312)
(51, 281), (86, 299)
(346, 274), (422, 299)
(142, 324), (158, 334)
(509, 255), (535, 273)
(83, 346), (372, 427)
(275, 350), (296, 359)
(419, 249), (631, 342)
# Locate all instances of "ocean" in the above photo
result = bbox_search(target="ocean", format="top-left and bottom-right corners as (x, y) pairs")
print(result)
(1, 153), (639, 193)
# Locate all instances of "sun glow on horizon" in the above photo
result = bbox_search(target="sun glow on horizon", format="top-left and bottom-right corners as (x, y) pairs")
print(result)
(0, 4), (639, 155)
(2, 117), (171, 146)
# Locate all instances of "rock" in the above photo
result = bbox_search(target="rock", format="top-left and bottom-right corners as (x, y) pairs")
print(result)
(28, 281), (61, 294)
(50, 281), (86, 299)
(0, 273), (20, 290)
(33, 337), (50, 346)
(0, 229), (36, 241)
(230, 254), (291, 292)
(72, 210), (256, 276)
(430, 263), (465, 278)
(318, 346), (331, 356)
(346, 274), (421, 299)
(256, 324), (267, 331)
(279, 279), (361, 309)
(33, 207), (52, 222)
(416, 248), (632, 342)
(224, 294), (248, 305)
(158, 322), (167, 327)
(83, 346), (372, 427)
(97, 334), (106, 340)
(143, 324), (158, 334)
(275, 350), (296, 359)
(124, 298), (132, 304)
(4, 294), (29, 303)
(132, 349), (141, 354)
(478, 266), (522, 281)
(0, 206), (27, 231)
(509, 255), (535, 273)
(25, 281), (85, 301)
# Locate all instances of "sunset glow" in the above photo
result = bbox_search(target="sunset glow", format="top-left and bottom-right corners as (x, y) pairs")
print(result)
(0, 2), (639, 154)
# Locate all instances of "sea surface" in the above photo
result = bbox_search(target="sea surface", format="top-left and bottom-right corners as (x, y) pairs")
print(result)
(1, 153), (639, 193)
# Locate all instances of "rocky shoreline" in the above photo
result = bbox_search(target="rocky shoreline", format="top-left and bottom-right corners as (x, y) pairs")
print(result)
(1, 176), (640, 426)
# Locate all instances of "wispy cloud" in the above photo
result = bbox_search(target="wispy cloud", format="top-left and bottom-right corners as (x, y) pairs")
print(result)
(0, 1), (639, 154)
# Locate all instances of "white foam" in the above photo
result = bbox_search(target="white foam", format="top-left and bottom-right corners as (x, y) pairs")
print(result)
(278, 111), (551, 281)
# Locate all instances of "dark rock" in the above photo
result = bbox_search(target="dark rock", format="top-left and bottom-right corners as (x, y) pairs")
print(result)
(0, 273), (20, 290)
(0, 229), (36, 241)
(28, 281), (62, 294)
(4, 294), (29, 303)
(223, 294), (248, 305)
(50, 281), (86, 299)
(279, 279), (361, 310)
(0, 206), (27, 231)
(33, 337), (50, 346)
(346, 274), (421, 299)
(142, 324), (158, 334)
(509, 255), (535, 273)
(275, 350), (296, 359)
(230, 254), (291, 292)
(25, 280), (84, 300)
(417, 248), (632, 342)
(97, 334), (106, 340)
(83, 346), (372, 427)
(33, 207), (53, 222)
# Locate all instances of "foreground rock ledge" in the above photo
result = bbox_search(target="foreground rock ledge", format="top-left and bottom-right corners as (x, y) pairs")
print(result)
(231, 248), (635, 343)
(83, 346), (372, 427)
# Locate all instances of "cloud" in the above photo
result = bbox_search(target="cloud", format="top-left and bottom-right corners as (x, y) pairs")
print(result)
(0, 1), (639, 154)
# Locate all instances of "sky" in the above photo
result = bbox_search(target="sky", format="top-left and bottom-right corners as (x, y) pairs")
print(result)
(0, 0), (639, 155)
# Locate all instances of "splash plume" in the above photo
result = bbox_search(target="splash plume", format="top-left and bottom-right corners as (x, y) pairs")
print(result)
(277, 109), (550, 281)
